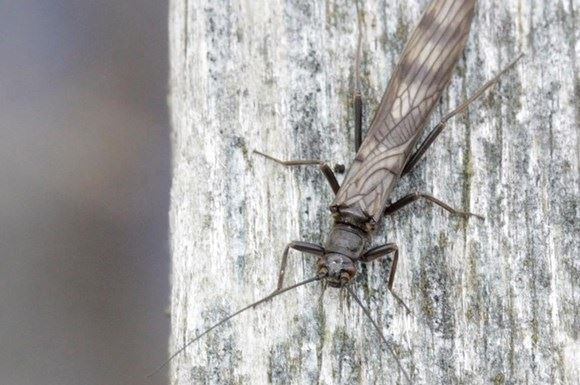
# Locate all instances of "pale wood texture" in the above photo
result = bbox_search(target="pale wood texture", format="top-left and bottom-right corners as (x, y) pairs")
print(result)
(168, 1), (578, 384)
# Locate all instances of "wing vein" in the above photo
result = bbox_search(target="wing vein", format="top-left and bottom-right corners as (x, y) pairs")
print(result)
(332, 0), (476, 222)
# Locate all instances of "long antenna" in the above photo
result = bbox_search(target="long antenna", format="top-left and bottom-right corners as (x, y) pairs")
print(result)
(346, 286), (411, 384)
(148, 276), (320, 378)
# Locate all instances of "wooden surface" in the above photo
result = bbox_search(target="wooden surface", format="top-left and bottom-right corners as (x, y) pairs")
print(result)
(168, 0), (578, 384)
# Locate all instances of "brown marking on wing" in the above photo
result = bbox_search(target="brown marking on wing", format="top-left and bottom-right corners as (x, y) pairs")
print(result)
(333, 0), (476, 223)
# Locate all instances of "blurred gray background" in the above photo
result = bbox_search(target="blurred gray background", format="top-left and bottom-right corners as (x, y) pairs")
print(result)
(0, 1), (170, 384)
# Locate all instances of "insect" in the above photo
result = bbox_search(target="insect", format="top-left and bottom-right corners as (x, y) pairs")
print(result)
(152, 0), (522, 381)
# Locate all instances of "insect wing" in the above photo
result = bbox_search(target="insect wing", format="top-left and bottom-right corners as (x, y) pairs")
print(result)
(332, 0), (476, 223)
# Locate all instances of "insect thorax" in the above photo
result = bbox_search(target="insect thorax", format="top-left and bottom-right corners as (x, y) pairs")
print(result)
(324, 220), (369, 260)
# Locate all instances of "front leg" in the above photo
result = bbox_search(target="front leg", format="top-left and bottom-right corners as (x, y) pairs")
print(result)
(361, 243), (398, 289)
(274, 241), (325, 293)
(361, 243), (410, 314)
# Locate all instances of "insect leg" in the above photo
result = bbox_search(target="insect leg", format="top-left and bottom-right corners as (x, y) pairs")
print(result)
(254, 150), (340, 194)
(384, 192), (483, 219)
(361, 243), (398, 288)
(354, 91), (363, 152)
(402, 53), (524, 175)
(353, 2), (363, 152)
(275, 241), (324, 293)
(361, 243), (410, 314)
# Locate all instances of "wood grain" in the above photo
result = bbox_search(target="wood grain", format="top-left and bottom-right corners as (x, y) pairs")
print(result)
(168, 0), (579, 384)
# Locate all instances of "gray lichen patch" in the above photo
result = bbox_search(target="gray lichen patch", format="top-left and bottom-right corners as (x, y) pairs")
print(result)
(267, 306), (324, 384)
(330, 327), (362, 384)
(416, 245), (456, 338)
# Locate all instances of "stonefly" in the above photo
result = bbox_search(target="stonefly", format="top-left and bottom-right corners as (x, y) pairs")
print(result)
(152, 0), (522, 381)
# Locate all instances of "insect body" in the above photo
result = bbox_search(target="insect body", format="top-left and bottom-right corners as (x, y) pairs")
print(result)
(153, 0), (522, 380)
(265, 0), (485, 294)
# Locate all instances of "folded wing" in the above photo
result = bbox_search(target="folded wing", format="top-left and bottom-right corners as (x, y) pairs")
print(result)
(332, 0), (476, 224)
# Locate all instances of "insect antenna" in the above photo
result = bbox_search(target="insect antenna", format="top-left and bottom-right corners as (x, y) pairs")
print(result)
(148, 276), (320, 378)
(346, 286), (411, 384)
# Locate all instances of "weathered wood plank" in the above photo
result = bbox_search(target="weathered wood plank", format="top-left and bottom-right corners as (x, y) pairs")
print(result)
(168, 0), (578, 384)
